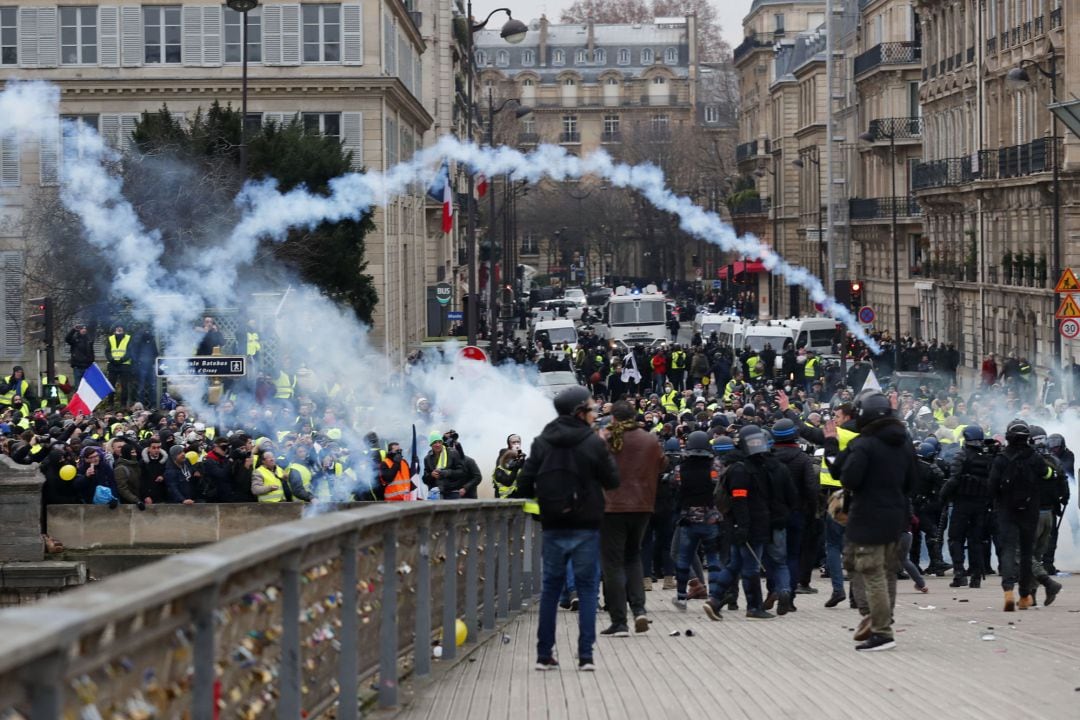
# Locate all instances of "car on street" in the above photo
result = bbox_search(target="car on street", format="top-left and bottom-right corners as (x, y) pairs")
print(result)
(535, 370), (582, 398)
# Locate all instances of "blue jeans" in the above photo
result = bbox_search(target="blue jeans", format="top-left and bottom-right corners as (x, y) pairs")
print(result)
(784, 513), (805, 592)
(711, 541), (765, 602)
(674, 522), (723, 599)
(764, 527), (791, 594)
(538, 529), (600, 662)
(825, 514), (845, 593)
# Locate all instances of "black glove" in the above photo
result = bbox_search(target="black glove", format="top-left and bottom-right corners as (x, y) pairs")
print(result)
(108, 498), (119, 510)
(136, 501), (146, 511)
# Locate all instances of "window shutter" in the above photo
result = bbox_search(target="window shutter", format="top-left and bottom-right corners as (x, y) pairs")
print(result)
(100, 114), (121, 148)
(413, 53), (422, 103)
(121, 6), (143, 66)
(1, 252), (24, 359)
(18, 8), (38, 67)
(171, 111), (187, 128)
(342, 3), (362, 65)
(0, 137), (19, 188)
(99, 6), (120, 67)
(202, 5), (222, 66)
(36, 7), (59, 67)
(39, 118), (59, 186)
(119, 114), (138, 152)
(262, 4), (281, 64)
(262, 112), (287, 129)
(342, 112), (363, 170)
(182, 6), (203, 65)
(280, 4), (300, 65)
(383, 16), (395, 74)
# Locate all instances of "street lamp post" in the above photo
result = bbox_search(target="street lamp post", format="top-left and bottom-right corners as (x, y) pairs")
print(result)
(792, 147), (824, 294)
(464, 4), (528, 348)
(1007, 45), (1061, 365)
(226, 0), (259, 177)
(485, 89), (532, 356)
(859, 127), (901, 371)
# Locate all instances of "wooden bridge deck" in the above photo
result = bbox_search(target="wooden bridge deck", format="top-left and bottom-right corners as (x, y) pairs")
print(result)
(385, 574), (1080, 720)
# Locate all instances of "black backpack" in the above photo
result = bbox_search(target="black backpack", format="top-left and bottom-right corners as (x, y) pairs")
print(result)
(998, 454), (1039, 513)
(534, 445), (587, 524)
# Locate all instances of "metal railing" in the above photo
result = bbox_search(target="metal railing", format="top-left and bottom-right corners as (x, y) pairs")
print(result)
(853, 41), (921, 77)
(517, 132), (539, 144)
(1051, 8), (1062, 28)
(736, 140), (758, 162)
(730, 197), (771, 216)
(912, 156), (974, 189)
(733, 34), (770, 63)
(0, 501), (534, 719)
(987, 37), (997, 54)
(848, 196), (922, 220)
(866, 116), (923, 141)
(1035, 15), (1045, 35)
(601, 131), (622, 143)
(967, 46), (975, 63)
(559, 131), (581, 143)
(977, 137), (1061, 180)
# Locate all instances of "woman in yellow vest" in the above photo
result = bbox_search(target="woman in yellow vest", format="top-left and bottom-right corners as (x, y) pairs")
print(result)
(252, 451), (290, 502)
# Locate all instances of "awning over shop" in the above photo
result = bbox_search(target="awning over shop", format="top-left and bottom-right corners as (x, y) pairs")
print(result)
(717, 261), (766, 279)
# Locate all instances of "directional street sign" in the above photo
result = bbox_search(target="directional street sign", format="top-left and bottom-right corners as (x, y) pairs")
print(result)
(1055, 267), (1079, 293)
(156, 356), (247, 378)
(1054, 294), (1080, 320)
(1060, 319), (1080, 339)
(447, 311), (463, 321)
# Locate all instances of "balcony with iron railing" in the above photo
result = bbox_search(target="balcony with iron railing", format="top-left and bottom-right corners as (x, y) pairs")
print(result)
(865, 116), (923, 142)
(1035, 14), (1045, 35)
(854, 41), (921, 77)
(987, 36), (997, 54)
(733, 34), (771, 63)
(848, 196), (923, 220)
(736, 140), (758, 163)
(1051, 7), (1063, 28)
(730, 197), (771, 216)
(976, 137), (1062, 180)
(559, 131), (581, 144)
(517, 132), (539, 145)
(600, 131), (622, 143)
(912, 156), (974, 190)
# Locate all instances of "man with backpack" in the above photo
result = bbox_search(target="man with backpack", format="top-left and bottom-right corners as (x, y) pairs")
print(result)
(990, 420), (1054, 611)
(517, 386), (620, 672)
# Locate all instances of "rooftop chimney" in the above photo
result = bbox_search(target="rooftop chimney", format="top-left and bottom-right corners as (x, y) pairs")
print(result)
(539, 14), (549, 67)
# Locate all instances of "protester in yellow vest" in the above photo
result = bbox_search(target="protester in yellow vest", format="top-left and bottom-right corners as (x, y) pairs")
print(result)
(0, 366), (32, 407)
(252, 451), (290, 502)
(802, 350), (820, 393)
(106, 326), (134, 407)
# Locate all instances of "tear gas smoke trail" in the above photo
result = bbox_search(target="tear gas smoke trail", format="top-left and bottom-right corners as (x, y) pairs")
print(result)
(0, 81), (59, 141)
(207, 135), (880, 352)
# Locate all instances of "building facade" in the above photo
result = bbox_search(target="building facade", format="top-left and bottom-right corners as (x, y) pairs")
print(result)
(0, 0), (436, 368)
(915, 0), (1076, 373)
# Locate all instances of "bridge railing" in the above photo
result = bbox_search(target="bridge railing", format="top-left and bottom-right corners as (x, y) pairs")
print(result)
(0, 500), (537, 720)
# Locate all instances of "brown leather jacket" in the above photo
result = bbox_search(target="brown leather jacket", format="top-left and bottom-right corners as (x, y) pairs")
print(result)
(604, 427), (666, 513)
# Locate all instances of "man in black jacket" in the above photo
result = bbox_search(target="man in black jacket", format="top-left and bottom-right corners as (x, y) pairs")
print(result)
(828, 391), (915, 652)
(64, 324), (95, 389)
(769, 418), (816, 613)
(422, 431), (467, 499)
(518, 386), (619, 672)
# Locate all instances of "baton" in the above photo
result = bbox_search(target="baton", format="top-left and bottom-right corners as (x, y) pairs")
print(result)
(744, 542), (765, 574)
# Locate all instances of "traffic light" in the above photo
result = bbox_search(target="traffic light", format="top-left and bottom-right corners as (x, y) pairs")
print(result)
(500, 285), (514, 319)
(833, 280), (851, 306)
(850, 281), (863, 308)
(28, 296), (56, 384)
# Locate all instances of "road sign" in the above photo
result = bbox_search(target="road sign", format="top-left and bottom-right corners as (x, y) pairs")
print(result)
(814, 302), (826, 313)
(1060, 319), (1080, 339)
(435, 282), (453, 306)
(447, 311), (463, 321)
(1055, 294), (1080, 320)
(1055, 268), (1079, 293)
(458, 346), (488, 363)
(858, 305), (876, 325)
(712, 279), (722, 289)
(156, 356), (246, 378)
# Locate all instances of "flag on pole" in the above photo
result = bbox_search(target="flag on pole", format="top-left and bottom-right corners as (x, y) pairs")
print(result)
(476, 172), (489, 198)
(426, 160), (454, 234)
(408, 423), (427, 500)
(65, 364), (114, 417)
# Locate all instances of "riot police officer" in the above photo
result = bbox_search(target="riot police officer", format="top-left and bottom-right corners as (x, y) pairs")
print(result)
(912, 441), (950, 576)
(943, 426), (994, 588)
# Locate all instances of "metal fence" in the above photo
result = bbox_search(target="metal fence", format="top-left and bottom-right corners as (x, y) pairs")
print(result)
(0, 501), (535, 720)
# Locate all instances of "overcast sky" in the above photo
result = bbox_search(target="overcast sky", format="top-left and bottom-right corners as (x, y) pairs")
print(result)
(469, 0), (747, 52)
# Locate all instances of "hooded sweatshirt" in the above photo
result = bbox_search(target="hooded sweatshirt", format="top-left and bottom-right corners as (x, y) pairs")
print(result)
(835, 417), (916, 545)
(517, 415), (620, 530)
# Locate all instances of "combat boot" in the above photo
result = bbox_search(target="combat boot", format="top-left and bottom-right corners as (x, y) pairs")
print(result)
(949, 574), (969, 588)
(1043, 577), (1063, 607)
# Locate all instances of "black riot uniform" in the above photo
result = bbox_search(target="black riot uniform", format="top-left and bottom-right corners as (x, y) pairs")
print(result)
(943, 438), (996, 587)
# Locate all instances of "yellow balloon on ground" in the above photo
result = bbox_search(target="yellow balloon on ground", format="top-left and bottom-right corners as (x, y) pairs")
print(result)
(59, 464), (77, 481)
(455, 619), (467, 646)
(185, 451), (199, 465)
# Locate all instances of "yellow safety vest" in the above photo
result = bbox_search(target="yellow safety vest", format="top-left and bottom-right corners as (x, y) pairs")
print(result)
(747, 355), (762, 379)
(723, 379), (739, 403)
(671, 351), (686, 370)
(523, 499), (539, 515)
(274, 371), (295, 399)
(246, 331), (261, 357)
(661, 390), (680, 414)
(804, 357), (818, 379)
(0, 377), (29, 406)
(288, 462), (313, 493)
(256, 465), (288, 502)
(40, 374), (68, 408)
(108, 335), (132, 364)
(820, 426), (858, 487)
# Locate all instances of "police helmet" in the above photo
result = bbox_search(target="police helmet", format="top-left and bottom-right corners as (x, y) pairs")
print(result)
(1047, 433), (1065, 451)
(712, 436), (736, 454)
(916, 441), (937, 460)
(961, 425), (985, 445)
(771, 418), (797, 441)
(1029, 425), (1048, 447)
(738, 425), (769, 456)
(1005, 419), (1031, 444)
(684, 431), (713, 457)
(663, 438), (682, 454)
(853, 391), (893, 431)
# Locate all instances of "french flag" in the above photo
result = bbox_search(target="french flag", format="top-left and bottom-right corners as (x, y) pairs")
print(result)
(426, 160), (453, 234)
(65, 364), (114, 417)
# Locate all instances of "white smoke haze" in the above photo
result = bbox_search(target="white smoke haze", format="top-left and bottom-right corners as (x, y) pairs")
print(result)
(0, 81), (60, 144)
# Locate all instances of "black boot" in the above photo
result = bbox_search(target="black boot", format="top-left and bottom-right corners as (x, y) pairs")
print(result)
(969, 574), (981, 589)
(1043, 577), (1062, 606)
(926, 540), (951, 576)
(950, 574), (969, 588)
(745, 582), (775, 619)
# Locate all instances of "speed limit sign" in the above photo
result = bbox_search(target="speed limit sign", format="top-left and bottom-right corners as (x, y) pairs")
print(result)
(1061, 319), (1080, 339)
